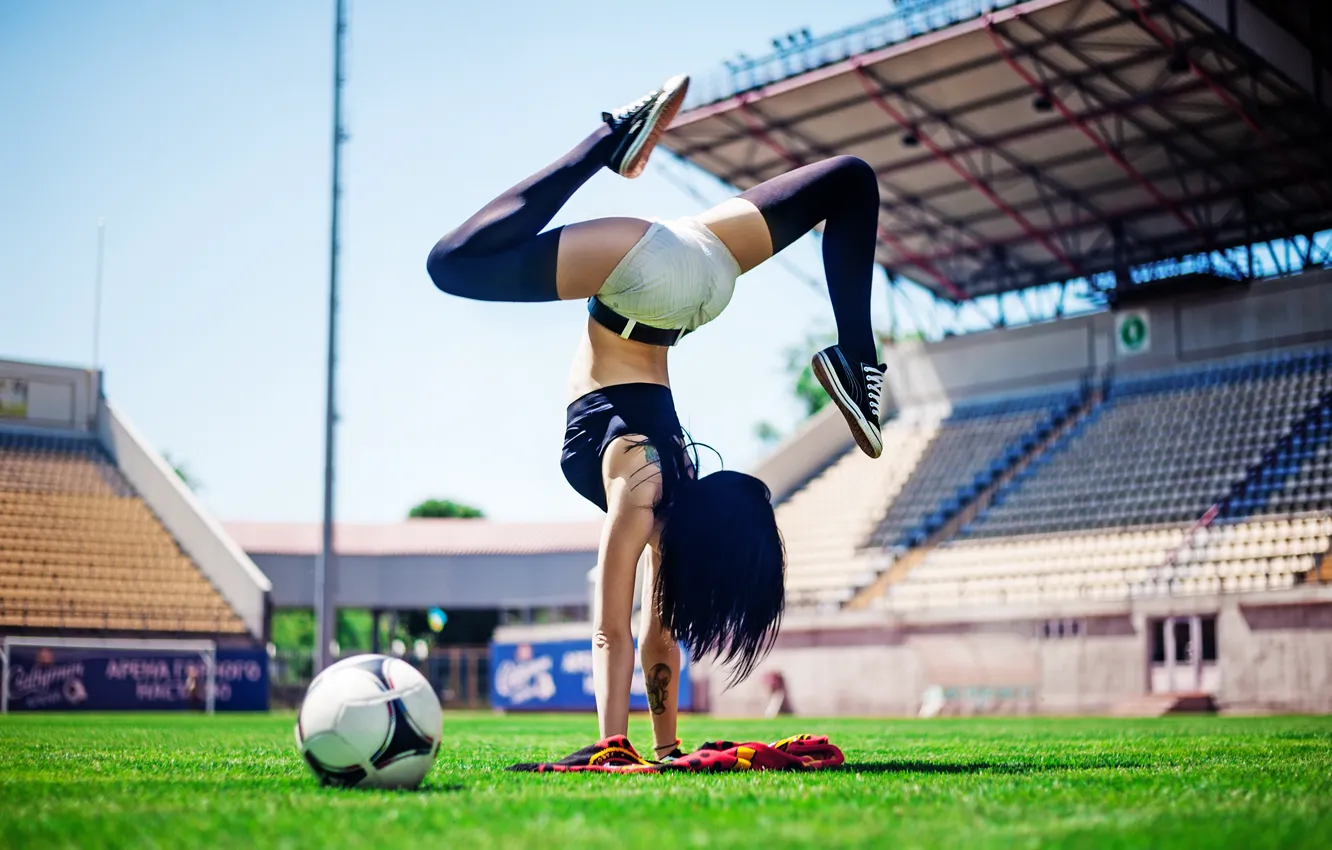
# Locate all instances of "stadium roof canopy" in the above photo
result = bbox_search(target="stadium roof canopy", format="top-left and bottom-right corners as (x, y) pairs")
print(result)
(662, 0), (1332, 303)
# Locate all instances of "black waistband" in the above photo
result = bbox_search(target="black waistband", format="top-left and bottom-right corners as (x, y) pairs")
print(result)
(587, 297), (688, 347)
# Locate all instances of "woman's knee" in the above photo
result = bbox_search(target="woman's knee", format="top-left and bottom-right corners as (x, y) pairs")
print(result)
(830, 155), (877, 188)
(426, 240), (464, 295)
(828, 155), (879, 207)
(827, 154), (873, 178)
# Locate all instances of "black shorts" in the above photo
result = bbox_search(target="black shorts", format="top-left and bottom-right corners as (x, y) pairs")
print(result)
(561, 383), (691, 512)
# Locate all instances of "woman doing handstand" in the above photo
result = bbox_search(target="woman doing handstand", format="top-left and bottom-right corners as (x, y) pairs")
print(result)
(427, 74), (885, 761)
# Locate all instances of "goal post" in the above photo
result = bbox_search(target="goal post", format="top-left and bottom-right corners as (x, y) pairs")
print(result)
(1, 636), (217, 715)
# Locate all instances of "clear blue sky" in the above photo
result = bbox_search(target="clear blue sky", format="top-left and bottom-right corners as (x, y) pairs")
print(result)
(2, 0), (929, 524)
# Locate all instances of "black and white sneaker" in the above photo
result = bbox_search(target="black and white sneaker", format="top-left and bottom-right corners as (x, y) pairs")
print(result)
(602, 74), (690, 179)
(811, 345), (885, 459)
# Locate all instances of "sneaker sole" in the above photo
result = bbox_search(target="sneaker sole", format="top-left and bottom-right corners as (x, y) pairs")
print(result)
(812, 351), (884, 459)
(618, 74), (689, 179)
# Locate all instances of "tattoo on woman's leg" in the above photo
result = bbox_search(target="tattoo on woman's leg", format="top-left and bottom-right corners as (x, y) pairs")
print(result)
(646, 663), (671, 715)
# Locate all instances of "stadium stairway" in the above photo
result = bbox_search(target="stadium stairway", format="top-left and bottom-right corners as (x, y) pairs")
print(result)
(847, 386), (1104, 609)
(1317, 546), (1332, 583)
(1109, 693), (1219, 717)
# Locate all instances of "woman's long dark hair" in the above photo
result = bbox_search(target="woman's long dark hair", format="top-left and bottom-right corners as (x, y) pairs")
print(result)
(652, 457), (786, 686)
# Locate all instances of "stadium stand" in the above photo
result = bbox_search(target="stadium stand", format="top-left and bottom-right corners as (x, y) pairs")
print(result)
(880, 349), (1332, 610)
(966, 350), (1332, 539)
(0, 432), (248, 634)
(0, 359), (267, 643)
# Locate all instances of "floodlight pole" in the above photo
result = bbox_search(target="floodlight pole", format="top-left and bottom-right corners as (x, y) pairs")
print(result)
(1, 642), (9, 714)
(92, 219), (105, 369)
(315, 0), (348, 675)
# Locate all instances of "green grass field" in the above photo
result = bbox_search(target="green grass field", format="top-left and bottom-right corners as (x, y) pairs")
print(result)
(2, 712), (1330, 849)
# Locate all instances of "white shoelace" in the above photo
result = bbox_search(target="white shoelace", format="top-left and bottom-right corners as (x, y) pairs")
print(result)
(863, 365), (884, 419)
(607, 91), (656, 125)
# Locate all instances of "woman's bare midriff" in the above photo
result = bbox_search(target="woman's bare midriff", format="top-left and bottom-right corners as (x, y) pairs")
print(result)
(567, 317), (671, 402)
(563, 202), (773, 402)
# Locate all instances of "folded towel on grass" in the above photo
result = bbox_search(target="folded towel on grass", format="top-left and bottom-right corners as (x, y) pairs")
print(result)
(507, 734), (844, 773)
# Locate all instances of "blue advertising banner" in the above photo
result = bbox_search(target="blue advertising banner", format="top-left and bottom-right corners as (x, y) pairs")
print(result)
(491, 639), (691, 712)
(5, 647), (269, 712)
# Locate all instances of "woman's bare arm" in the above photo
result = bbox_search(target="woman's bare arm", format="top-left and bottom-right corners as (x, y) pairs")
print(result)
(639, 545), (681, 756)
(591, 439), (661, 739)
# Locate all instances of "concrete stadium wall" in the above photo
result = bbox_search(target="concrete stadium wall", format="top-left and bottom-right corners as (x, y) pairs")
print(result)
(1218, 599), (1332, 714)
(1036, 615), (1143, 714)
(252, 550), (595, 610)
(1172, 273), (1332, 363)
(883, 316), (1099, 407)
(0, 359), (100, 432)
(98, 401), (271, 639)
(704, 588), (1332, 717)
(881, 271), (1332, 408)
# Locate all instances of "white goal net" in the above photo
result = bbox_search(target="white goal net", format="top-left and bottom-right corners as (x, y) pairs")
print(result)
(1, 636), (217, 715)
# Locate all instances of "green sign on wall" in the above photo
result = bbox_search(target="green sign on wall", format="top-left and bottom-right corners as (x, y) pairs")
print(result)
(1116, 311), (1151, 356)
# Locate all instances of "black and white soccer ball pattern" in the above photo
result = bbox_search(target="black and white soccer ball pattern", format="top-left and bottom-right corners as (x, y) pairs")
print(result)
(295, 654), (442, 789)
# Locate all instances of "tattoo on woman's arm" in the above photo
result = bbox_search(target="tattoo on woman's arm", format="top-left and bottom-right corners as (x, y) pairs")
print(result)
(626, 441), (664, 498)
(646, 663), (671, 715)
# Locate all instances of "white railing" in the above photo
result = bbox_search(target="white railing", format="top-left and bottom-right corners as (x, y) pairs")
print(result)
(683, 0), (1023, 109)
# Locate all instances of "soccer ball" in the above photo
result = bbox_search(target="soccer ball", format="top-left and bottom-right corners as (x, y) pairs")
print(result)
(295, 654), (442, 789)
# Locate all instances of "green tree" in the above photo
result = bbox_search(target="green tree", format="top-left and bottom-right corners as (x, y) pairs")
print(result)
(270, 609), (312, 652)
(785, 331), (836, 418)
(752, 332), (835, 444)
(754, 420), (783, 446)
(162, 452), (201, 493)
(270, 609), (374, 653)
(408, 498), (484, 519)
(759, 324), (906, 441)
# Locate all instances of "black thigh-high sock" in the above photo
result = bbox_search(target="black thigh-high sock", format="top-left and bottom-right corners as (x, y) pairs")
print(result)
(738, 156), (880, 365)
(427, 124), (617, 302)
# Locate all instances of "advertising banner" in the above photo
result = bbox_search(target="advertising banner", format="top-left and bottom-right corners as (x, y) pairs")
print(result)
(491, 639), (691, 712)
(5, 646), (269, 711)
